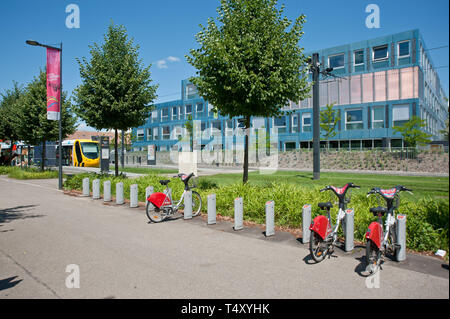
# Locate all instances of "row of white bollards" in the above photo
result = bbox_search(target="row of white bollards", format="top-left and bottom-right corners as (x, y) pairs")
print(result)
(82, 177), (143, 208)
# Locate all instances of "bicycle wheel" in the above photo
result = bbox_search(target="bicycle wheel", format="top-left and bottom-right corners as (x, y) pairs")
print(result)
(191, 191), (202, 217)
(387, 224), (397, 257)
(309, 231), (328, 263)
(146, 202), (164, 223)
(366, 239), (381, 273)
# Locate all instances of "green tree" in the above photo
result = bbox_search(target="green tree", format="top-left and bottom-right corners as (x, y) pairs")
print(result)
(73, 22), (158, 176)
(0, 82), (25, 165)
(15, 69), (77, 170)
(186, 0), (310, 183)
(393, 115), (432, 148)
(320, 103), (340, 149)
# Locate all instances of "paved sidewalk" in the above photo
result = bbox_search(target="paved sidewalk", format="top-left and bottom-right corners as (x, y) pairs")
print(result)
(0, 176), (448, 299)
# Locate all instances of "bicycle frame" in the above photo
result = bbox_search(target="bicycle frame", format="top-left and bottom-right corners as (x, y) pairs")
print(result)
(366, 208), (395, 250)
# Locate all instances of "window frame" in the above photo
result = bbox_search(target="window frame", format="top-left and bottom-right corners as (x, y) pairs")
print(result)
(345, 108), (364, 130)
(372, 45), (389, 62)
(398, 40), (410, 59)
(161, 108), (169, 121)
(328, 53), (345, 70)
(185, 104), (192, 116)
(172, 106), (178, 120)
(353, 49), (365, 66)
(392, 104), (410, 127)
(372, 106), (385, 129)
(302, 112), (311, 132)
(272, 116), (287, 134)
(162, 126), (171, 140)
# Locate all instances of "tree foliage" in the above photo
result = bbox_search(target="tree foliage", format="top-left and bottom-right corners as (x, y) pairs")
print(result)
(15, 69), (77, 170)
(320, 103), (340, 145)
(393, 116), (432, 148)
(186, 0), (310, 182)
(73, 22), (158, 175)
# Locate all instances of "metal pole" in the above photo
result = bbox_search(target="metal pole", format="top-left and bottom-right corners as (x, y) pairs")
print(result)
(184, 190), (192, 219)
(130, 184), (138, 208)
(233, 197), (243, 231)
(58, 42), (63, 189)
(344, 209), (354, 252)
(312, 53), (320, 180)
(207, 193), (216, 225)
(302, 204), (311, 244)
(265, 200), (275, 237)
(396, 215), (407, 261)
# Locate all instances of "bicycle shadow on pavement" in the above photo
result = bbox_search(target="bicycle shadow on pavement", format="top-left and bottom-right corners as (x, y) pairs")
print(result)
(0, 276), (23, 292)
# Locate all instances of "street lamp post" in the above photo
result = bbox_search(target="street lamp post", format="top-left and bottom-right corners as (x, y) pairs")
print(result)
(26, 40), (63, 190)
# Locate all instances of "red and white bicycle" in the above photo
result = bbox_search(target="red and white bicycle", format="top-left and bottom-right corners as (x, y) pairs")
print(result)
(146, 173), (202, 223)
(365, 185), (412, 273)
(309, 183), (360, 262)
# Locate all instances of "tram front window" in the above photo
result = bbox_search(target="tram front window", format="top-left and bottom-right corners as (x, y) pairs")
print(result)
(81, 142), (99, 159)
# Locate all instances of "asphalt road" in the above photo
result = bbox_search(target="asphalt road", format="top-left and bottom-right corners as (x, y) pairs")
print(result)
(0, 176), (448, 299)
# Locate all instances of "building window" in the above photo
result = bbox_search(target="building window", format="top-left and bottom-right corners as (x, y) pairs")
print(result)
(225, 120), (233, 135)
(373, 45), (388, 61)
(151, 110), (158, 123)
(392, 104), (410, 127)
(273, 117), (286, 134)
(292, 114), (298, 132)
(398, 41), (410, 58)
(162, 126), (170, 140)
(346, 109), (363, 130)
(354, 50), (364, 66)
(172, 125), (182, 140)
(372, 106), (385, 129)
(162, 108), (169, 121)
(328, 53), (345, 69)
(172, 106), (178, 120)
(186, 84), (197, 99)
(147, 128), (153, 141)
(196, 103), (204, 114)
(153, 127), (159, 140)
(185, 104), (192, 116)
(136, 129), (144, 141)
(302, 113), (311, 132)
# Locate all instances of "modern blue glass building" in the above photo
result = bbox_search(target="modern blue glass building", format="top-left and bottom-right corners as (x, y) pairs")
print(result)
(132, 29), (448, 152)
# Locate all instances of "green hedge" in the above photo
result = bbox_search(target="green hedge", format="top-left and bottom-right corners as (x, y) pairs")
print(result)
(64, 173), (449, 253)
(0, 166), (59, 179)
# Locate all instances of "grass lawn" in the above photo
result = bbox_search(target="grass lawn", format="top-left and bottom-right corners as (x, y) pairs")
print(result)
(109, 165), (178, 175)
(199, 170), (449, 201)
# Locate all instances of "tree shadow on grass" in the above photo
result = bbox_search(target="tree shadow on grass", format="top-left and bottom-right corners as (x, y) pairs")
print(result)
(0, 205), (43, 225)
(0, 276), (23, 291)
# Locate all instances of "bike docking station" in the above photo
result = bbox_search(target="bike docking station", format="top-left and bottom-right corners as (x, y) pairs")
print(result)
(233, 197), (243, 231)
(302, 204), (311, 244)
(396, 214), (407, 261)
(207, 193), (216, 225)
(116, 182), (124, 205)
(103, 180), (111, 202)
(264, 200), (275, 237)
(82, 177), (90, 196)
(184, 190), (193, 219)
(343, 209), (354, 252)
(92, 179), (100, 200)
(130, 184), (138, 208)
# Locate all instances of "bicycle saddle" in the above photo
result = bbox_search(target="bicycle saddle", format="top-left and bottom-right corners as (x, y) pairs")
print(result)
(370, 206), (387, 216)
(318, 202), (333, 210)
(159, 180), (171, 185)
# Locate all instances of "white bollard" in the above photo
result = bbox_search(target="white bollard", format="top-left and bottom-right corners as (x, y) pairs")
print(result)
(396, 215), (407, 262)
(92, 179), (100, 199)
(130, 184), (138, 208)
(233, 197), (243, 231)
(207, 194), (216, 225)
(145, 186), (154, 202)
(302, 204), (311, 244)
(184, 190), (192, 219)
(103, 180), (111, 202)
(82, 178), (90, 197)
(344, 209), (354, 252)
(265, 200), (275, 237)
(116, 182), (124, 205)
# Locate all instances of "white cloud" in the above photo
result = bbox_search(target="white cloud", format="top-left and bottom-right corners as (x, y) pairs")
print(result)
(156, 59), (168, 69)
(155, 56), (180, 69)
(167, 56), (180, 62)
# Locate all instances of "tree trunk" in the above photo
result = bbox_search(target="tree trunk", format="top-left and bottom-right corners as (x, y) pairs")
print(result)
(114, 129), (119, 176)
(41, 140), (46, 171)
(27, 145), (31, 168)
(9, 139), (14, 166)
(243, 116), (251, 184)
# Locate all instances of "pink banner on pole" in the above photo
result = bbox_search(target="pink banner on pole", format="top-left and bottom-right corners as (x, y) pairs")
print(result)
(46, 48), (61, 120)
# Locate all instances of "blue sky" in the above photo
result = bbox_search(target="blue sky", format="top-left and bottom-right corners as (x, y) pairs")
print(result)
(0, 0), (448, 129)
